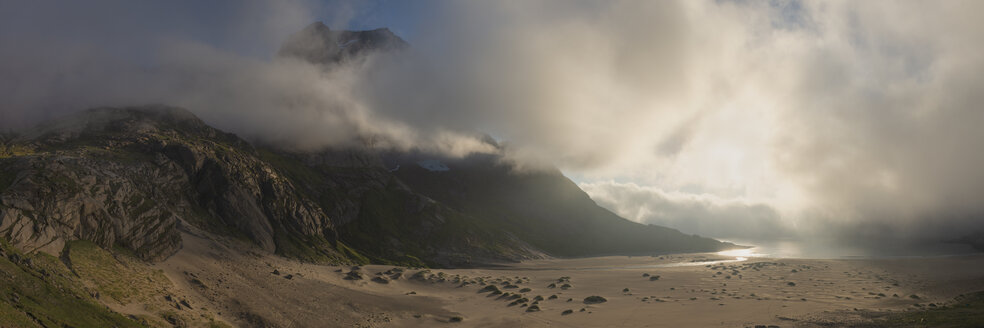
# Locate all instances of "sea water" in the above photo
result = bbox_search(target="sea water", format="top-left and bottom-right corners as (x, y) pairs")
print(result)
(717, 238), (979, 259)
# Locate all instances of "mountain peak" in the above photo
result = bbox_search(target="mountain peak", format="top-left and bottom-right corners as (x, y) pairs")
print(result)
(20, 106), (232, 145)
(278, 21), (408, 65)
(304, 21), (330, 31)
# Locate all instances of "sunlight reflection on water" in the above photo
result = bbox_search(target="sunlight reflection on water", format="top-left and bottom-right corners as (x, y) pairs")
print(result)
(622, 240), (979, 270)
(715, 247), (765, 258)
(571, 240), (978, 271)
(624, 256), (748, 269)
(719, 239), (979, 259)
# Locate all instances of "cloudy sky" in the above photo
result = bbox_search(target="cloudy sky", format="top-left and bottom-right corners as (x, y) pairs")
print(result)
(2, 0), (983, 249)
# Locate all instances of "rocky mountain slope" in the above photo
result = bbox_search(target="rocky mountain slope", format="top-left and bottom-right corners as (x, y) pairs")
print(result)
(0, 107), (339, 263)
(0, 106), (731, 268)
(386, 152), (727, 257)
(0, 23), (736, 327)
(0, 106), (734, 327)
(0, 21), (733, 268)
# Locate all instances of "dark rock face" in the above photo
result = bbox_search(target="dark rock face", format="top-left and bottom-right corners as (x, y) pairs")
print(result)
(0, 107), (337, 261)
(277, 22), (408, 65)
(165, 140), (334, 253)
(297, 151), (546, 267)
(0, 155), (182, 261)
(386, 151), (732, 258)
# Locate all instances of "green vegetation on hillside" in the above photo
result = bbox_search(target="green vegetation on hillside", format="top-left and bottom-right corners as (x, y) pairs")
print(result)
(0, 238), (234, 327)
(0, 142), (33, 159)
(0, 239), (144, 327)
(274, 228), (358, 264)
(66, 240), (172, 304)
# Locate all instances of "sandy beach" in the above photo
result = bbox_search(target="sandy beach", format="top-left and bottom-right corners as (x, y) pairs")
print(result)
(140, 230), (984, 327)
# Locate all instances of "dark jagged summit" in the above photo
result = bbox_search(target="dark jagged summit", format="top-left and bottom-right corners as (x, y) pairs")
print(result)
(278, 21), (409, 65)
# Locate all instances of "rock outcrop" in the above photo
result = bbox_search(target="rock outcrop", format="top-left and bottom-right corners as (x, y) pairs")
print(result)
(0, 106), (337, 261)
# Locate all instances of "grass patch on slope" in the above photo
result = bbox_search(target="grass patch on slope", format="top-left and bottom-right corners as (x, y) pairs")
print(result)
(0, 239), (143, 327)
(273, 228), (360, 265)
(66, 240), (172, 304)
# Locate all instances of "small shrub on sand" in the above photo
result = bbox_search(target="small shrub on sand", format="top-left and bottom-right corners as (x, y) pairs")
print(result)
(583, 296), (607, 304)
(345, 271), (364, 280)
(509, 298), (529, 306)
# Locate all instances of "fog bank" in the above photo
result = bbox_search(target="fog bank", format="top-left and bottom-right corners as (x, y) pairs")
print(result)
(2, 1), (984, 247)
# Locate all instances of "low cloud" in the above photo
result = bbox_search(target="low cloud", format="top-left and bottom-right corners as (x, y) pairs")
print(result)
(580, 181), (789, 241)
(2, 1), (984, 247)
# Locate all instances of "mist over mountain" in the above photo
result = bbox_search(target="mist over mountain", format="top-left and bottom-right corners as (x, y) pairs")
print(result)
(278, 22), (408, 64)
(2, 1), (984, 252)
(1, 3), (984, 327)
(0, 105), (732, 268)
